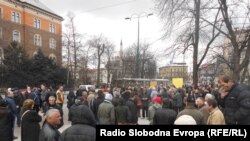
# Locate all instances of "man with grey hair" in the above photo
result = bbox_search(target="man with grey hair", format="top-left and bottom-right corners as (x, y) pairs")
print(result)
(39, 109), (62, 141)
(205, 93), (215, 101)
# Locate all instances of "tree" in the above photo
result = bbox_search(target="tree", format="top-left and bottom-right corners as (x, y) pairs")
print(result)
(63, 12), (84, 86)
(214, 0), (250, 82)
(30, 49), (67, 87)
(2, 42), (67, 88)
(123, 42), (157, 78)
(155, 0), (224, 86)
(87, 35), (106, 88)
(104, 41), (115, 83)
(2, 42), (31, 87)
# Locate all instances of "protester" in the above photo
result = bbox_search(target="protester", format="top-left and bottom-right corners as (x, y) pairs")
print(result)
(153, 98), (177, 125)
(61, 105), (96, 141)
(218, 74), (250, 124)
(0, 98), (14, 141)
(206, 98), (225, 125)
(21, 99), (42, 141)
(39, 109), (62, 141)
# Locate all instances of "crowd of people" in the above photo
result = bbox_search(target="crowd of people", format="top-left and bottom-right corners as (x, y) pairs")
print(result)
(0, 74), (250, 141)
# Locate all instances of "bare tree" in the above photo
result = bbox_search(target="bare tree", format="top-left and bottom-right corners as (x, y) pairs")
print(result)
(63, 12), (84, 85)
(104, 41), (115, 83)
(88, 35), (106, 88)
(123, 42), (157, 78)
(155, 0), (223, 86)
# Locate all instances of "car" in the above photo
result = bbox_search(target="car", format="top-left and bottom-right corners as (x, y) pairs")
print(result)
(79, 85), (95, 92)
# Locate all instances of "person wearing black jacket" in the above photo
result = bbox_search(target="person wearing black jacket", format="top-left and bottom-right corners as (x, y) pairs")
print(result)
(0, 98), (14, 141)
(153, 98), (177, 125)
(61, 105), (96, 141)
(21, 99), (42, 141)
(218, 75), (250, 125)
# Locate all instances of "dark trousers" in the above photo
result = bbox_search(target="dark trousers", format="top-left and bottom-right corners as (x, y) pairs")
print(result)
(16, 108), (21, 126)
(142, 106), (148, 118)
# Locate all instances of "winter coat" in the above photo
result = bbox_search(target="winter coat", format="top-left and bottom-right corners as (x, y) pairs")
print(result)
(222, 83), (250, 124)
(0, 102), (13, 141)
(153, 108), (177, 125)
(148, 103), (162, 125)
(177, 105), (204, 125)
(39, 122), (61, 141)
(67, 91), (75, 109)
(126, 99), (138, 124)
(141, 93), (150, 108)
(21, 110), (42, 141)
(61, 105), (96, 141)
(5, 96), (17, 117)
(199, 105), (210, 125)
(115, 105), (131, 124)
(173, 92), (183, 108)
(207, 107), (225, 125)
(44, 104), (64, 128)
(97, 100), (115, 125)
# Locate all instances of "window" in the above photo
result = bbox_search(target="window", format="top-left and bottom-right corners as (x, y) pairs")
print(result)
(0, 7), (3, 19)
(49, 23), (56, 33)
(49, 54), (57, 63)
(34, 34), (42, 46)
(34, 18), (41, 29)
(12, 12), (20, 23)
(0, 47), (4, 64)
(13, 30), (20, 42)
(0, 27), (2, 39)
(49, 38), (56, 49)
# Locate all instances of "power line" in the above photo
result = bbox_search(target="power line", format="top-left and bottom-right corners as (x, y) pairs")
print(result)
(82, 0), (137, 13)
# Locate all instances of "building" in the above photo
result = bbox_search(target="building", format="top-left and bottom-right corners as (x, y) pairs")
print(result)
(159, 63), (188, 81)
(0, 0), (63, 65)
(87, 68), (109, 85)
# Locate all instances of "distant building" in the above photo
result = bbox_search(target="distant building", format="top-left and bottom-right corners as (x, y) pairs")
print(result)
(0, 0), (63, 65)
(87, 68), (109, 84)
(159, 63), (188, 81)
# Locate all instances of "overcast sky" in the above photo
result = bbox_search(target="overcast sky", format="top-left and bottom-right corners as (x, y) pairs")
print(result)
(40, 0), (189, 68)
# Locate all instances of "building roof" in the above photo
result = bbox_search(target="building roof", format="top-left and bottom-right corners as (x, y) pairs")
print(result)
(18, 0), (63, 20)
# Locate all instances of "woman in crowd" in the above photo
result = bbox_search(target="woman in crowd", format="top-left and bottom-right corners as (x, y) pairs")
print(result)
(21, 99), (42, 141)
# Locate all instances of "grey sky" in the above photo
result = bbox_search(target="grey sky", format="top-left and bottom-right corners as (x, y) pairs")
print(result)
(39, 0), (188, 67)
(40, 0), (154, 19)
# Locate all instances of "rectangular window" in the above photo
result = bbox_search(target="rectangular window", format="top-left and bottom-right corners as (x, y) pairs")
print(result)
(49, 23), (56, 33)
(50, 38), (56, 49)
(0, 27), (2, 39)
(0, 7), (3, 19)
(0, 48), (3, 64)
(13, 30), (20, 42)
(34, 18), (41, 29)
(12, 12), (20, 23)
(34, 34), (42, 46)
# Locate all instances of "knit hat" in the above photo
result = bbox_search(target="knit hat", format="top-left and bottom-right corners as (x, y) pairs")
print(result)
(174, 115), (197, 125)
(105, 93), (113, 101)
(153, 96), (162, 104)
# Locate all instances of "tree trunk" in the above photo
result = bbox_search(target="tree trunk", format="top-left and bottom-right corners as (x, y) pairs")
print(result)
(97, 46), (101, 88)
(193, 0), (200, 88)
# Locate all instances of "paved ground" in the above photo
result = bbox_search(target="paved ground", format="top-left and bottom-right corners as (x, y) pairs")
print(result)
(14, 97), (149, 141)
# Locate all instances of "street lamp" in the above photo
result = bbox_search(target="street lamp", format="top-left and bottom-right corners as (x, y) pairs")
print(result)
(125, 12), (153, 78)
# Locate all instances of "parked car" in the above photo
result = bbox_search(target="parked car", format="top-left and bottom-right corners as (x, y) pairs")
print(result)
(79, 85), (95, 92)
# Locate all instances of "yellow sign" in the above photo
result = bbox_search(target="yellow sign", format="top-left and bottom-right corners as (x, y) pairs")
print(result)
(150, 81), (157, 89)
(172, 78), (184, 88)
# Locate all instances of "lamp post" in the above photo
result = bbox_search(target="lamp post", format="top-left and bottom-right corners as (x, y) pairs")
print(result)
(125, 12), (153, 78)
